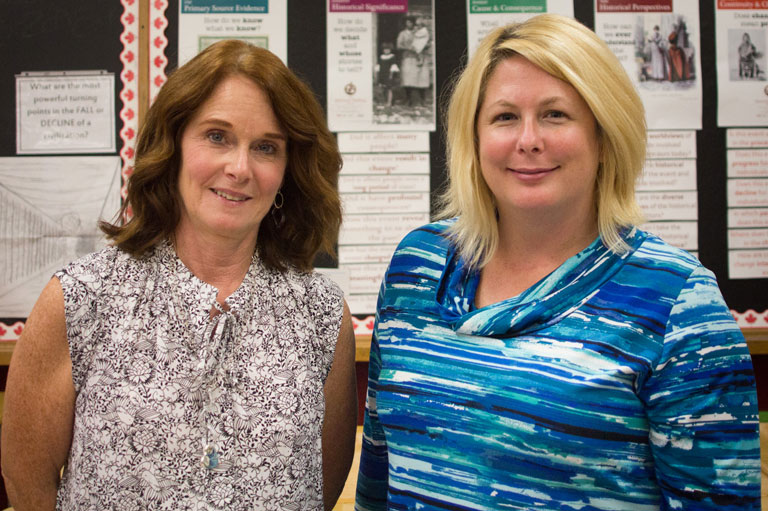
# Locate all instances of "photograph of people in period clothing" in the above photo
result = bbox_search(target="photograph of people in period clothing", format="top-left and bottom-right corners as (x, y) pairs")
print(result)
(636, 13), (697, 89)
(371, 0), (435, 126)
(728, 29), (766, 81)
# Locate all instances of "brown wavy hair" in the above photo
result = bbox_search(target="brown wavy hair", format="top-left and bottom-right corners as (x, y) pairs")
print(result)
(101, 40), (342, 271)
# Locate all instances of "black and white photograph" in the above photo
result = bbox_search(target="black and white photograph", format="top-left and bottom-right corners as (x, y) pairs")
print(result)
(371, 0), (435, 126)
(729, 29), (766, 81)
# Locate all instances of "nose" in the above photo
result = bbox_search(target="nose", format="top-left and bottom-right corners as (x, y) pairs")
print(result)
(516, 118), (541, 154)
(225, 145), (251, 181)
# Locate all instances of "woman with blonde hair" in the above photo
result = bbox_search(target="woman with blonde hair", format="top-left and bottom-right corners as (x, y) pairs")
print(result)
(356, 14), (759, 511)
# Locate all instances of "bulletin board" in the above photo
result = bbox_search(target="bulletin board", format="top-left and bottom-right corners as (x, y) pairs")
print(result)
(0, 1), (766, 352)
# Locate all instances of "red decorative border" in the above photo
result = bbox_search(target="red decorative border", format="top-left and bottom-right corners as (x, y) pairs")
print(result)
(732, 309), (768, 329)
(148, 0), (169, 102)
(119, 0), (139, 203)
(0, 322), (25, 341)
(352, 315), (376, 336)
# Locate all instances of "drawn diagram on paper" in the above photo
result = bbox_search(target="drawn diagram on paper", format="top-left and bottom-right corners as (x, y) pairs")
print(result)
(0, 156), (121, 317)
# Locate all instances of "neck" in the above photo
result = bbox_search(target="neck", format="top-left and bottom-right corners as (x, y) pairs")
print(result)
(474, 207), (598, 308)
(495, 205), (598, 265)
(173, 227), (257, 303)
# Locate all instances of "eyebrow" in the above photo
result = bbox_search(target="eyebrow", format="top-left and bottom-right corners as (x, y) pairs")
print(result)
(198, 118), (287, 141)
(486, 96), (565, 109)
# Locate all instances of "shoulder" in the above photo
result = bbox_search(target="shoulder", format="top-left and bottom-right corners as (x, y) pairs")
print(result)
(56, 244), (139, 281)
(391, 219), (455, 265)
(627, 229), (703, 280)
(277, 266), (345, 320)
(631, 230), (735, 331)
(381, 219), (456, 291)
(394, 218), (455, 257)
(55, 244), (157, 298)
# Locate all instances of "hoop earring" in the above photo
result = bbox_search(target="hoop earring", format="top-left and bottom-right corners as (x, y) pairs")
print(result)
(272, 191), (285, 228)
(273, 191), (284, 210)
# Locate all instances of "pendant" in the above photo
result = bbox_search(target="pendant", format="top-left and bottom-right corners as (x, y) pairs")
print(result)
(201, 444), (220, 469)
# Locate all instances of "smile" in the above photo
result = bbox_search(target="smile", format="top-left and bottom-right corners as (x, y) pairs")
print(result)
(511, 167), (557, 175)
(212, 189), (250, 202)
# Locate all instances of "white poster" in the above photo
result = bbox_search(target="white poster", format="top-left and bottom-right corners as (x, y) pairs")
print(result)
(716, 2), (768, 126)
(0, 156), (121, 317)
(637, 130), (698, 251)
(726, 128), (768, 279)
(466, 0), (574, 60)
(16, 72), (116, 154)
(327, 0), (436, 132)
(337, 132), (430, 315)
(178, 0), (287, 65)
(594, 0), (702, 130)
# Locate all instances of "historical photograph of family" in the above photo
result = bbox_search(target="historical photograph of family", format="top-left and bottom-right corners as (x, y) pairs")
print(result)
(371, 0), (435, 126)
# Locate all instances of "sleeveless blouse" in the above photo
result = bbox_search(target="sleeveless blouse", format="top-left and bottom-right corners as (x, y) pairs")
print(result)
(54, 241), (344, 510)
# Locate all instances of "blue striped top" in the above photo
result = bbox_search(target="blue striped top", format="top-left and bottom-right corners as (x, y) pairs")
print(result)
(355, 220), (760, 511)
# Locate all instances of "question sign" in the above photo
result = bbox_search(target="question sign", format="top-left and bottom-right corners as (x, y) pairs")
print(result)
(16, 71), (116, 154)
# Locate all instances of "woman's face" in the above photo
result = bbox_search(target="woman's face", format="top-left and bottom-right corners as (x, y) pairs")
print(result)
(176, 74), (287, 247)
(476, 56), (600, 223)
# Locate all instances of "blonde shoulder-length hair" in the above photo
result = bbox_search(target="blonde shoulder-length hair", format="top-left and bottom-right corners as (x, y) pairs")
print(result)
(437, 13), (646, 269)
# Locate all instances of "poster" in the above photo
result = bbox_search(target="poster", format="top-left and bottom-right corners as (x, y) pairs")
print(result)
(466, 0), (574, 59)
(637, 130), (698, 251)
(715, 1), (768, 126)
(337, 132), (430, 314)
(178, 0), (288, 65)
(327, 0), (436, 132)
(16, 72), (116, 154)
(594, 0), (702, 130)
(0, 156), (121, 318)
(726, 128), (768, 278)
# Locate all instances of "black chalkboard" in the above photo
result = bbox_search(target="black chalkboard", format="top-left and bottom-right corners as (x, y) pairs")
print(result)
(0, 0), (764, 324)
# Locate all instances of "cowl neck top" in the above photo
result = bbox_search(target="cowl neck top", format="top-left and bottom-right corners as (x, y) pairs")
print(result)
(436, 226), (645, 337)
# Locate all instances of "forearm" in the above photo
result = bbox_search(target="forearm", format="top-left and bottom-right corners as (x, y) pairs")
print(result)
(2, 462), (60, 511)
(322, 450), (354, 511)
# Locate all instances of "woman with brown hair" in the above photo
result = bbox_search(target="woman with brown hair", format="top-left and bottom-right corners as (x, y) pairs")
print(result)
(2, 40), (357, 510)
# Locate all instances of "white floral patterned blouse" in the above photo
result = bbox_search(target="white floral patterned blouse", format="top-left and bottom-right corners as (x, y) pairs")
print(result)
(54, 240), (344, 510)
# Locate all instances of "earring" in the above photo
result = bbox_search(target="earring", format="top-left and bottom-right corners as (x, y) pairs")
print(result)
(272, 191), (285, 228)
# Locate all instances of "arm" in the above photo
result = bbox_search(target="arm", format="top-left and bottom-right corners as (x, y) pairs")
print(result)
(1, 277), (76, 510)
(322, 300), (358, 510)
(640, 266), (760, 510)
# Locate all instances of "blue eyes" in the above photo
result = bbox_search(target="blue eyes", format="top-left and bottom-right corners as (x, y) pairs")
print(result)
(494, 111), (566, 122)
(256, 142), (277, 154)
(206, 131), (279, 154)
(208, 131), (225, 143)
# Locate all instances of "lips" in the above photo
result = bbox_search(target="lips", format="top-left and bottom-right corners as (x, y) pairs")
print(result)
(212, 188), (250, 202)
(510, 167), (557, 175)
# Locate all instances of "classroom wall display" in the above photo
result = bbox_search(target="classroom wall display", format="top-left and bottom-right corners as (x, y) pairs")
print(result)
(594, 0), (703, 130)
(178, 0), (287, 65)
(465, 0), (574, 60)
(716, 2), (768, 127)
(16, 71), (116, 154)
(0, 1), (766, 341)
(326, 0), (436, 132)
